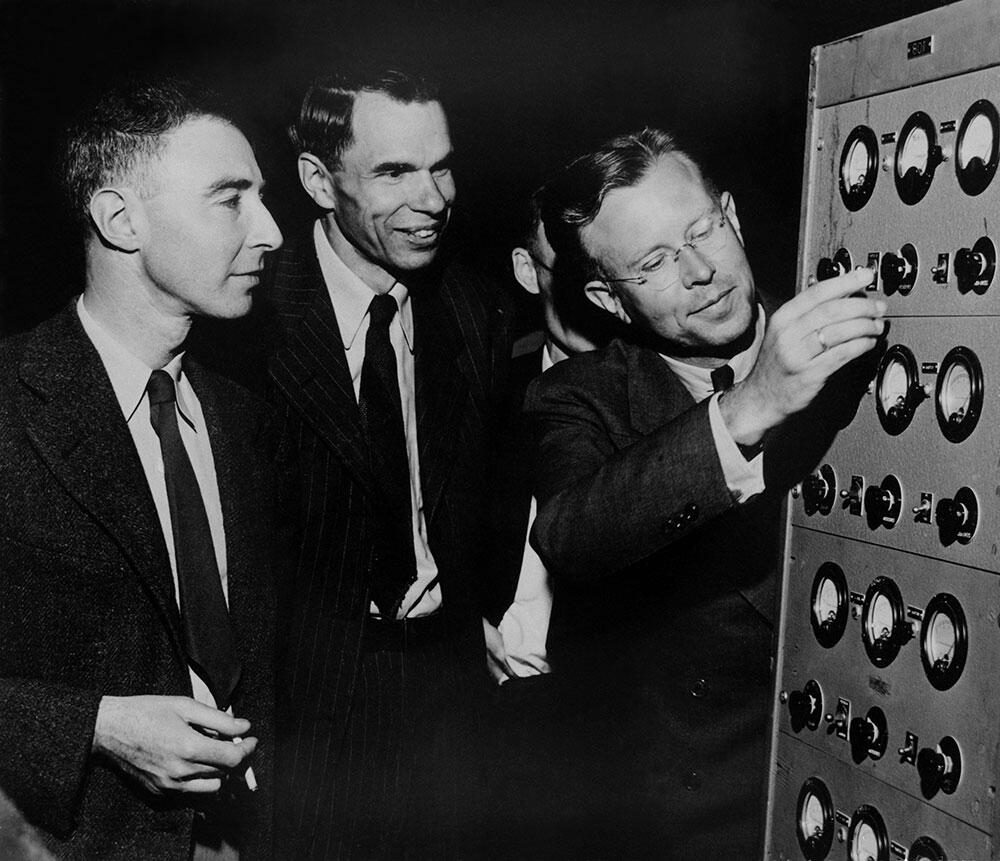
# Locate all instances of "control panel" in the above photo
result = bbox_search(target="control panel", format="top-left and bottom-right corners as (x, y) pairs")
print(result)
(767, 2), (1000, 858)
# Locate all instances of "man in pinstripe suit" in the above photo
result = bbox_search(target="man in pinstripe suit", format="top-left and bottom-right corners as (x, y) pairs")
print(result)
(268, 67), (513, 859)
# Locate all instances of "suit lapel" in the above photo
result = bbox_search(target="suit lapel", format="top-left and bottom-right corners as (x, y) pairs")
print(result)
(269, 239), (377, 498)
(625, 343), (696, 435)
(18, 305), (185, 656)
(413, 283), (467, 526)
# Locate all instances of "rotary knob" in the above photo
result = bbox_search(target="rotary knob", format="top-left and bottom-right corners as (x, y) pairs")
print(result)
(879, 243), (918, 295)
(802, 465), (836, 515)
(935, 487), (977, 546)
(954, 247), (985, 282)
(816, 257), (840, 281)
(954, 237), (996, 295)
(916, 738), (961, 798)
(865, 475), (902, 529)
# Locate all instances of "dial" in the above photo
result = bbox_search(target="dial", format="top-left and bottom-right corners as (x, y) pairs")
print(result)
(810, 562), (848, 648)
(839, 126), (879, 210)
(862, 576), (909, 667)
(921, 593), (968, 690)
(895, 112), (941, 205)
(908, 836), (946, 861)
(935, 346), (983, 443)
(848, 805), (889, 861)
(796, 777), (834, 860)
(957, 99), (1000, 195)
(875, 346), (923, 435)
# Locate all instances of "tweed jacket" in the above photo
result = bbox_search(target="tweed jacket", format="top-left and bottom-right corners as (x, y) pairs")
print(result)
(265, 233), (514, 848)
(0, 304), (295, 860)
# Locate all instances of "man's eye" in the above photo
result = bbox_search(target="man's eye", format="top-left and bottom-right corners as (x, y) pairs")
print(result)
(221, 196), (241, 210)
(641, 256), (665, 273)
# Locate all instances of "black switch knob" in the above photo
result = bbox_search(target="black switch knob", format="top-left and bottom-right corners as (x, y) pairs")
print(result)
(935, 497), (968, 544)
(917, 746), (945, 796)
(880, 252), (907, 294)
(849, 716), (876, 762)
(817, 257), (840, 281)
(954, 247), (984, 282)
(865, 485), (891, 517)
(788, 690), (810, 731)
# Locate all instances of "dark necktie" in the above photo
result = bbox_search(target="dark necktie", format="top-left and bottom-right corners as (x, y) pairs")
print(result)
(359, 294), (418, 617)
(710, 364), (735, 392)
(147, 369), (241, 710)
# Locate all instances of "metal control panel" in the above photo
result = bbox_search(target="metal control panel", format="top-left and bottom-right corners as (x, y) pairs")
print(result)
(767, 3), (1000, 859)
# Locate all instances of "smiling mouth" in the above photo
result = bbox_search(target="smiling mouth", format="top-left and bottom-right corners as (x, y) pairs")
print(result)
(693, 286), (736, 315)
(400, 226), (445, 246)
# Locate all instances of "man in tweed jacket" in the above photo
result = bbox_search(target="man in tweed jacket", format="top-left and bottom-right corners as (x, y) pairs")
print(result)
(0, 77), (290, 859)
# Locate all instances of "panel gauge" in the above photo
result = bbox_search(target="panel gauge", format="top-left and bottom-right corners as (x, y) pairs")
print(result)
(921, 593), (968, 690)
(935, 346), (983, 443)
(796, 777), (834, 860)
(847, 805), (889, 861)
(956, 99), (999, 195)
(875, 345), (925, 434)
(895, 112), (942, 205)
(839, 126), (879, 210)
(862, 577), (910, 667)
(908, 836), (946, 861)
(810, 562), (849, 648)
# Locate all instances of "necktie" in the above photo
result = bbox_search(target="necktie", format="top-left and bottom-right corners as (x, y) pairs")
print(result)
(710, 364), (735, 392)
(359, 294), (418, 617)
(147, 369), (241, 710)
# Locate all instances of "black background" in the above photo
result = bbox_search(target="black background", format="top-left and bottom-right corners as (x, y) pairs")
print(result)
(0, 0), (951, 333)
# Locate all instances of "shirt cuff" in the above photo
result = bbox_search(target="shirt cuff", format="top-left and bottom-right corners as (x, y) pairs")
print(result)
(707, 392), (765, 503)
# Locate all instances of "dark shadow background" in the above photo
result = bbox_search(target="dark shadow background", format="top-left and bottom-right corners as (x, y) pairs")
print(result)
(0, 0), (952, 334)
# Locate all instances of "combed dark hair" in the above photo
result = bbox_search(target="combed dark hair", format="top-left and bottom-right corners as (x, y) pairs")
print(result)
(289, 66), (440, 170)
(62, 76), (236, 230)
(541, 127), (718, 283)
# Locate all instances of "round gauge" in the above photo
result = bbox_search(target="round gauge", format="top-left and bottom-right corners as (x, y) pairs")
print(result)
(908, 836), (946, 861)
(848, 805), (889, 861)
(875, 345), (921, 435)
(895, 112), (941, 205)
(810, 562), (848, 649)
(862, 576), (907, 667)
(935, 346), (984, 443)
(921, 593), (968, 691)
(839, 126), (879, 211)
(957, 99), (1000, 195)
(796, 777), (834, 860)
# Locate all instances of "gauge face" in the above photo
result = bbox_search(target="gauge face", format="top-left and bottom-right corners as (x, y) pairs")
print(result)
(796, 777), (833, 860)
(935, 346), (983, 443)
(957, 99), (1000, 195)
(848, 806), (888, 861)
(862, 577), (904, 667)
(839, 126), (879, 210)
(895, 112), (939, 205)
(810, 562), (848, 648)
(921, 593), (968, 690)
(875, 346), (920, 435)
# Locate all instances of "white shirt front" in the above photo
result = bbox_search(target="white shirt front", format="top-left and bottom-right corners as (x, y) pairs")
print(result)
(77, 296), (228, 710)
(313, 219), (441, 619)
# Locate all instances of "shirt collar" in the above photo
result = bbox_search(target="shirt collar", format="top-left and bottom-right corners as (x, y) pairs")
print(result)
(76, 295), (196, 429)
(659, 304), (766, 401)
(313, 219), (414, 353)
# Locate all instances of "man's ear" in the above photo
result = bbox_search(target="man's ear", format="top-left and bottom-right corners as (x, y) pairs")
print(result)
(88, 188), (143, 252)
(585, 280), (631, 324)
(721, 190), (744, 246)
(511, 247), (541, 295)
(298, 153), (337, 209)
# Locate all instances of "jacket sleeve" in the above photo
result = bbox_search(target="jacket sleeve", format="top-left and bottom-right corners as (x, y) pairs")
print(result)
(526, 370), (738, 582)
(0, 678), (102, 837)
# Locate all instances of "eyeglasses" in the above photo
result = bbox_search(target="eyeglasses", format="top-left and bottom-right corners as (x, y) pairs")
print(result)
(602, 211), (731, 288)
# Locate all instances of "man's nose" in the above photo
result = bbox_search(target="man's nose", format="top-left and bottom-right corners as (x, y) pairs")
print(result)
(411, 170), (452, 215)
(250, 199), (283, 251)
(677, 244), (715, 289)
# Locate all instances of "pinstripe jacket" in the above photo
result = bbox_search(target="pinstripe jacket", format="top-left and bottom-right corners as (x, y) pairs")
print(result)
(0, 304), (295, 860)
(265, 233), (514, 852)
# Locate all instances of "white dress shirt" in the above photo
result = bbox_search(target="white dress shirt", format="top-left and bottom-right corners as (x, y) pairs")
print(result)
(313, 220), (441, 619)
(661, 304), (767, 502)
(77, 297), (228, 710)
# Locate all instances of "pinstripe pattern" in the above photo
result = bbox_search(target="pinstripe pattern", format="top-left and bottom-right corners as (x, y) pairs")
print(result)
(268, 234), (513, 859)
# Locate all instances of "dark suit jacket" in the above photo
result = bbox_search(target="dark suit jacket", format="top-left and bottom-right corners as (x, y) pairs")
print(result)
(265, 234), (513, 850)
(0, 304), (295, 860)
(525, 336), (785, 857)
